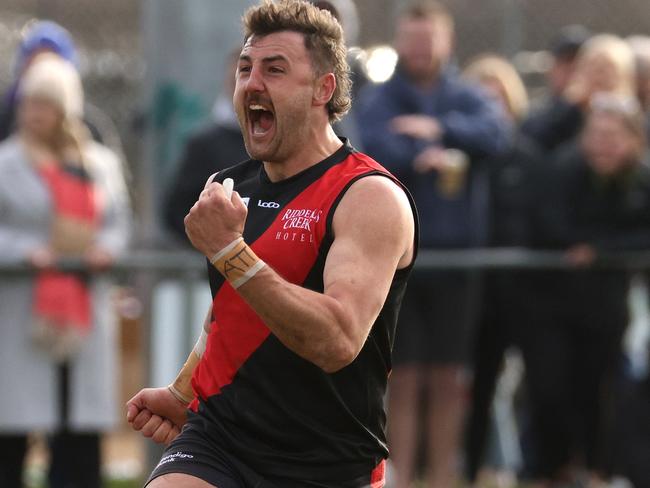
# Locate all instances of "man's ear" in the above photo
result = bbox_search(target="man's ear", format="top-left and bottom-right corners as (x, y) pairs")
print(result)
(313, 72), (337, 109)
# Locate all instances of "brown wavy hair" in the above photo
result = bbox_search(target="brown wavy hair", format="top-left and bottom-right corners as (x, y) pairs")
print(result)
(242, 0), (352, 122)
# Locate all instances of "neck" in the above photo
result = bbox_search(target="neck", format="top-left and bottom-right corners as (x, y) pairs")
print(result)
(263, 122), (343, 182)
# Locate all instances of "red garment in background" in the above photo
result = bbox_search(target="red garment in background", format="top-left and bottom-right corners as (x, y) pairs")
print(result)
(33, 162), (97, 336)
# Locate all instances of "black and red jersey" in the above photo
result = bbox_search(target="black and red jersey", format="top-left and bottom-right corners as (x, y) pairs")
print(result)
(189, 140), (418, 485)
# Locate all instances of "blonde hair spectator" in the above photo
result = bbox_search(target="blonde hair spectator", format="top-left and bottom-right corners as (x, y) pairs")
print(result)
(626, 35), (650, 110)
(573, 34), (637, 98)
(463, 54), (529, 121)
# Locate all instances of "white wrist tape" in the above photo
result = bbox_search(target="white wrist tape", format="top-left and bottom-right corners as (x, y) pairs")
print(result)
(210, 237), (266, 289)
(168, 383), (192, 405)
(210, 237), (244, 265)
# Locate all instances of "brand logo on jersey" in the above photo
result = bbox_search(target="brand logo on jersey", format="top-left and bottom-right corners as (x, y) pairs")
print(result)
(158, 451), (195, 467)
(258, 200), (280, 208)
(241, 197), (250, 207)
(275, 207), (322, 243)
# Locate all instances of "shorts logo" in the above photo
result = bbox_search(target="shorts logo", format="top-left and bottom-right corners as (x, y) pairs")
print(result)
(158, 451), (194, 467)
(258, 200), (280, 208)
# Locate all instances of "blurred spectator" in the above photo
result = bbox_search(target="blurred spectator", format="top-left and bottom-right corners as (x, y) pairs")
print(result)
(520, 25), (589, 152)
(523, 33), (636, 153)
(521, 93), (650, 486)
(162, 50), (247, 245)
(627, 35), (650, 141)
(311, 0), (367, 148)
(356, 2), (510, 487)
(310, 0), (367, 95)
(462, 54), (543, 485)
(0, 19), (121, 151)
(0, 54), (131, 487)
(0, 20), (78, 142)
(547, 25), (591, 99)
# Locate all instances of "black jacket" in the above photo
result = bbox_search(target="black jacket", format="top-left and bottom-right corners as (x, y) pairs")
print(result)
(529, 145), (650, 304)
(163, 122), (247, 244)
(521, 96), (584, 153)
(486, 133), (543, 247)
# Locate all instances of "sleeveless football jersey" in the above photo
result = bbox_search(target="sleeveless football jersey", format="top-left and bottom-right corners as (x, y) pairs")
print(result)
(189, 140), (418, 485)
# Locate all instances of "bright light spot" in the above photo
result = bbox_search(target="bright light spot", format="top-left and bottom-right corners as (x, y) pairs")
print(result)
(364, 45), (398, 83)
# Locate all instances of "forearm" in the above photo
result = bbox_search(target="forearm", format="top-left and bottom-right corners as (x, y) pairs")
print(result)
(236, 265), (357, 373)
(169, 307), (212, 403)
(211, 237), (357, 371)
(439, 111), (510, 157)
(185, 176), (408, 374)
(357, 101), (422, 175)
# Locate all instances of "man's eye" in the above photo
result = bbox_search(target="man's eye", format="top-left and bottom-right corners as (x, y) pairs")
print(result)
(238, 66), (251, 73)
(269, 67), (284, 73)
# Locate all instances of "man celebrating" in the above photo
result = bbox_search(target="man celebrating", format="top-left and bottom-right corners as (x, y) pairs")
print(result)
(127, 1), (417, 487)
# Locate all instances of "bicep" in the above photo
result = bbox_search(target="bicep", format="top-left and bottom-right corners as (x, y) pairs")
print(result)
(322, 176), (413, 338)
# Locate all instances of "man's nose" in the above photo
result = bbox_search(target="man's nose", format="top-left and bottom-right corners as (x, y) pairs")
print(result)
(245, 66), (265, 93)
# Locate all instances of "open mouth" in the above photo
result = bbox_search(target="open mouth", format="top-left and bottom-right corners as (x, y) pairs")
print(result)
(248, 103), (275, 137)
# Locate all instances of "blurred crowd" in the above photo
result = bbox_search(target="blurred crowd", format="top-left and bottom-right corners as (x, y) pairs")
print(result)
(1, 1), (650, 487)
(352, 3), (650, 488)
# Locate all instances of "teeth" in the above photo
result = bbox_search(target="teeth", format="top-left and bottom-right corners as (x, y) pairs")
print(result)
(249, 104), (266, 111)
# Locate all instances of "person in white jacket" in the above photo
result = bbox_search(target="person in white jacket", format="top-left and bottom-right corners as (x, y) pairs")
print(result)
(0, 53), (131, 487)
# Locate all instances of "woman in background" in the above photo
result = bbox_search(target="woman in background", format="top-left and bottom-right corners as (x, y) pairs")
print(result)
(0, 54), (131, 487)
(523, 93), (650, 487)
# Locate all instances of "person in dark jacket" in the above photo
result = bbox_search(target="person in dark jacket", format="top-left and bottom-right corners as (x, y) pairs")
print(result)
(162, 51), (248, 245)
(461, 54), (543, 486)
(522, 93), (650, 487)
(356, 3), (510, 487)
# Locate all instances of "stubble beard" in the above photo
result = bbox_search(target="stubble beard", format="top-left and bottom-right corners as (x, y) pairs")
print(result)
(238, 103), (311, 164)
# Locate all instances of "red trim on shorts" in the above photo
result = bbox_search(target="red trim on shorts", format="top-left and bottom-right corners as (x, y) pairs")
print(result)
(370, 459), (386, 488)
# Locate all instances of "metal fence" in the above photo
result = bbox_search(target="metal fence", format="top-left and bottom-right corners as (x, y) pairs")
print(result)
(2, 246), (650, 387)
(5, 247), (650, 274)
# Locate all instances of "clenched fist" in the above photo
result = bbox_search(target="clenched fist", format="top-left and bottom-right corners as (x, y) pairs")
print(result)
(184, 180), (248, 258)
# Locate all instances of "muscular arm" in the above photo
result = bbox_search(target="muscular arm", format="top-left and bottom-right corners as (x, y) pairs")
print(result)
(237, 176), (414, 372)
(186, 175), (415, 373)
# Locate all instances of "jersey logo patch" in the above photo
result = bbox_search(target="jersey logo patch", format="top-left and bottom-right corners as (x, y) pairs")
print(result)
(257, 200), (280, 208)
(275, 207), (322, 243)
